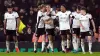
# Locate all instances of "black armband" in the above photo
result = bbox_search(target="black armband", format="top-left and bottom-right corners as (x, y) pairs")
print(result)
(72, 16), (75, 19)
(48, 14), (52, 17)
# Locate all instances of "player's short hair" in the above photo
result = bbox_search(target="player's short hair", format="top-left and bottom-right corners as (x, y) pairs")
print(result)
(38, 4), (45, 9)
(7, 5), (13, 8)
(46, 4), (51, 7)
(61, 4), (67, 9)
(81, 7), (87, 11)
(76, 5), (81, 10)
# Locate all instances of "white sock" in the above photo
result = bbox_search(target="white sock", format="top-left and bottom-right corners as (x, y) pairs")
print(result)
(88, 41), (92, 52)
(64, 40), (67, 46)
(77, 38), (80, 48)
(34, 42), (37, 51)
(67, 39), (70, 49)
(47, 43), (50, 49)
(49, 41), (53, 51)
(61, 41), (65, 51)
(41, 41), (45, 51)
(6, 41), (10, 51)
(81, 40), (85, 53)
(72, 36), (77, 50)
(15, 41), (18, 48)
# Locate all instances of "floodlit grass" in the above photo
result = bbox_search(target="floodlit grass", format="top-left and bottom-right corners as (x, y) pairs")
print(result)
(0, 52), (100, 56)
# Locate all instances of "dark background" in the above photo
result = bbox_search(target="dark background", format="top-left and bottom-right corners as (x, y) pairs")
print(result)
(0, 0), (100, 42)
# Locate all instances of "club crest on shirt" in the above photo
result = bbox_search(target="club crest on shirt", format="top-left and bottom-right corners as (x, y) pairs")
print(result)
(12, 15), (14, 16)
(65, 14), (67, 15)
(86, 16), (89, 18)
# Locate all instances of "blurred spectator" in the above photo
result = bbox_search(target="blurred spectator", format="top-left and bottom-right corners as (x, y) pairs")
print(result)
(0, 0), (99, 42)
(13, 5), (19, 13)
(4, 0), (15, 6)
(49, 0), (61, 11)
(20, 0), (29, 11)
(27, 6), (38, 33)
(19, 9), (28, 25)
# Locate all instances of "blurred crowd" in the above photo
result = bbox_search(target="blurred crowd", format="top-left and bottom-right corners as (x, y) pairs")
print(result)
(0, 0), (100, 41)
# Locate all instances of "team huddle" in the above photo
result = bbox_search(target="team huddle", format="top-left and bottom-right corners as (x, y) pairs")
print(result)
(4, 4), (96, 54)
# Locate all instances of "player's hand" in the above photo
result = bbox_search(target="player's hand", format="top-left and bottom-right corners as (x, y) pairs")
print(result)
(16, 27), (18, 32)
(4, 29), (6, 34)
(80, 24), (84, 30)
(93, 28), (96, 33)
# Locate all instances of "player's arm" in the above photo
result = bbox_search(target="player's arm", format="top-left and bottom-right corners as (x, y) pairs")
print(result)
(4, 19), (6, 30)
(89, 14), (96, 32)
(79, 20), (84, 29)
(44, 18), (53, 24)
(90, 18), (96, 32)
(15, 12), (20, 31)
(4, 13), (7, 34)
(16, 17), (20, 29)
(69, 14), (74, 27)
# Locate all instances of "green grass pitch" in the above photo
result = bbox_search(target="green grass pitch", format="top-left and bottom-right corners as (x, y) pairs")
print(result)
(0, 52), (100, 56)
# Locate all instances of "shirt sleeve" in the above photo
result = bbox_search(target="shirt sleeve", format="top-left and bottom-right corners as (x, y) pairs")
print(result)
(56, 12), (60, 17)
(89, 14), (92, 19)
(79, 15), (82, 21)
(15, 12), (19, 18)
(51, 11), (56, 19)
(70, 13), (73, 18)
(37, 11), (42, 23)
(4, 13), (7, 20)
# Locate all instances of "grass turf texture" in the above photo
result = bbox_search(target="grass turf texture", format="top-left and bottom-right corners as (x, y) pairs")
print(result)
(0, 52), (100, 56)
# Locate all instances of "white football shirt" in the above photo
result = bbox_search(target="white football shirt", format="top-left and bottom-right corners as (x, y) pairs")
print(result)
(37, 10), (45, 28)
(79, 13), (92, 32)
(70, 12), (80, 28)
(4, 11), (19, 30)
(42, 11), (56, 29)
(56, 11), (71, 30)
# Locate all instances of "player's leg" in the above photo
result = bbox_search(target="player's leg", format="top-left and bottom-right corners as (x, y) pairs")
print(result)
(72, 34), (78, 52)
(34, 28), (40, 53)
(87, 32), (93, 54)
(41, 33), (46, 52)
(66, 30), (71, 52)
(47, 29), (54, 52)
(13, 36), (19, 52)
(80, 32), (85, 54)
(46, 29), (55, 52)
(72, 29), (78, 52)
(6, 35), (10, 53)
(76, 36), (81, 51)
(12, 30), (19, 52)
(76, 28), (81, 52)
(34, 34), (39, 53)
(60, 30), (66, 53)
(5, 30), (10, 53)
(48, 35), (54, 52)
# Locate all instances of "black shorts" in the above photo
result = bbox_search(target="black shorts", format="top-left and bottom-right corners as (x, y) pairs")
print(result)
(73, 28), (80, 36)
(60, 30), (70, 35)
(46, 28), (55, 36)
(6, 30), (16, 36)
(80, 31), (92, 39)
(36, 28), (46, 37)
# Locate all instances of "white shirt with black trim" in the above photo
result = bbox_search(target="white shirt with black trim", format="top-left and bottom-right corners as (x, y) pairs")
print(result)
(4, 11), (19, 30)
(70, 12), (80, 28)
(37, 10), (45, 28)
(42, 11), (56, 29)
(79, 13), (92, 32)
(56, 11), (71, 30)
